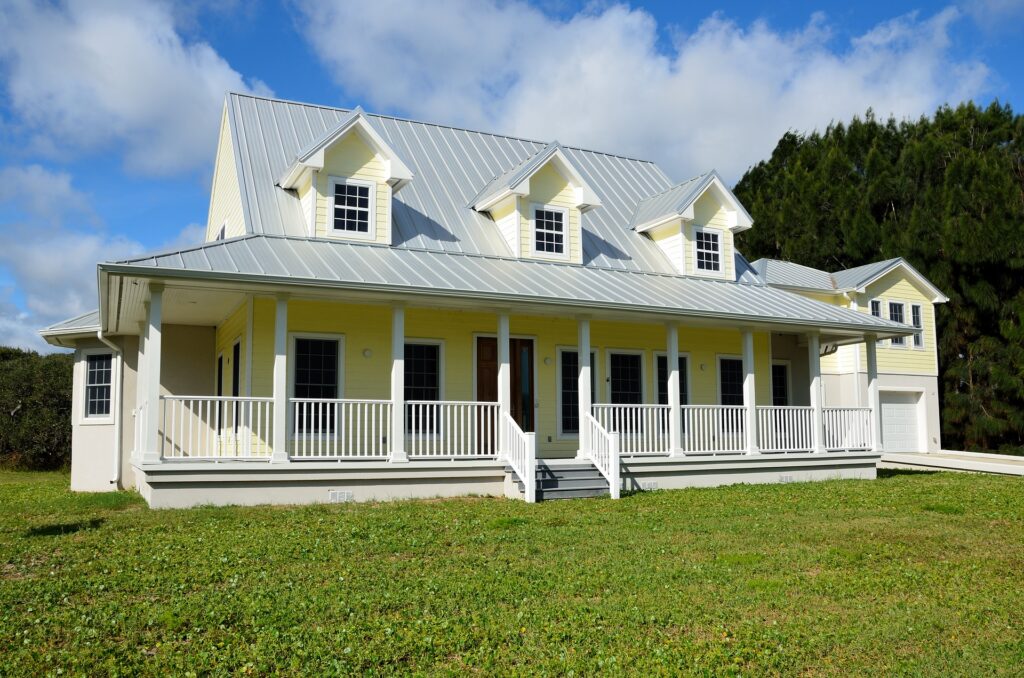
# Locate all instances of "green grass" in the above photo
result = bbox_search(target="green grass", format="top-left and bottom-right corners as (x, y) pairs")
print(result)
(1, 471), (1022, 675)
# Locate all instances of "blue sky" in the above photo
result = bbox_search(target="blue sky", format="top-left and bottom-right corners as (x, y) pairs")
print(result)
(1, 0), (1022, 351)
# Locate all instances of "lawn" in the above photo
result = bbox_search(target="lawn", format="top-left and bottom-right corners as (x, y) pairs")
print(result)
(1, 471), (1022, 675)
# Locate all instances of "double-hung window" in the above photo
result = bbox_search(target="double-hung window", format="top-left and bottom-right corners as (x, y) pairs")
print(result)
(85, 353), (112, 418)
(719, 358), (744, 406)
(330, 178), (374, 237)
(533, 206), (566, 257)
(293, 338), (339, 434)
(694, 228), (721, 272)
(771, 363), (790, 406)
(656, 355), (689, 406)
(405, 343), (441, 435)
(870, 300), (881, 318)
(911, 304), (923, 348)
(609, 353), (643, 404)
(888, 302), (906, 346)
(558, 349), (596, 435)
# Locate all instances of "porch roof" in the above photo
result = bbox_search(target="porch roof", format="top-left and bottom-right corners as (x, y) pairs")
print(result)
(100, 235), (913, 338)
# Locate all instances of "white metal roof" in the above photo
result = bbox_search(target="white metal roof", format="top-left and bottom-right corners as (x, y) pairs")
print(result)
(103, 235), (913, 336)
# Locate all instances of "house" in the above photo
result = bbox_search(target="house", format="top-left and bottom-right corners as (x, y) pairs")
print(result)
(40, 93), (944, 507)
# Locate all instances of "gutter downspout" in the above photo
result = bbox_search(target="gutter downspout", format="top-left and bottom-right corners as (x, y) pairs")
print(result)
(96, 330), (123, 488)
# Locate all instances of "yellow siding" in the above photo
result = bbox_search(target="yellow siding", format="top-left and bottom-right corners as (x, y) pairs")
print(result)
(214, 301), (248, 396)
(648, 220), (684, 273)
(857, 270), (938, 376)
(205, 106), (245, 241)
(685, 193), (735, 280)
(518, 162), (582, 264)
(297, 173), (313, 237)
(248, 298), (773, 457)
(314, 133), (391, 244)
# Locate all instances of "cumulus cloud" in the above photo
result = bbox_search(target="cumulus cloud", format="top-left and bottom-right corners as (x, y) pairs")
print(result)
(297, 1), (988, 181)
(0, 0), (271, 176)
(0, 165), (202, 353)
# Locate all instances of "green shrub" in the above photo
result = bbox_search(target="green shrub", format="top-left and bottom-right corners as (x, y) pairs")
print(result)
(0, 347), (73, 469)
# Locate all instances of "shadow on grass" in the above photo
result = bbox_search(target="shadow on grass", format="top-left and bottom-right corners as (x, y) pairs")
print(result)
(877, 467), (939, 479)
(25, 517), (105, 537)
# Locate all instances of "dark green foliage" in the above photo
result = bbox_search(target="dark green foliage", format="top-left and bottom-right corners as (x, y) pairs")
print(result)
(0, 347), (73, 469)
(734, 102), (1024, 453)
(2, 470), (1023, 674)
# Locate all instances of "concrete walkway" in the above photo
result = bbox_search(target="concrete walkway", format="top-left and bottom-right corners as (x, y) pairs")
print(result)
(880, 450), (1024, 476)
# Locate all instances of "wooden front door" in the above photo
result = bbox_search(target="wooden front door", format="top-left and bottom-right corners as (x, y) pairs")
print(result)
(476, 337), (535, 432)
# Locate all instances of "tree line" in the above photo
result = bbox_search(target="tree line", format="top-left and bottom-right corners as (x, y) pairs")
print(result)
(0, 347), (73, 469)
(734, 101), (1024, 453)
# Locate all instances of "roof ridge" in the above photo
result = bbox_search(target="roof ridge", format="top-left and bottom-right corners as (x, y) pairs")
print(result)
(634, 171), (711, 204)
(227, 91), (662, 166)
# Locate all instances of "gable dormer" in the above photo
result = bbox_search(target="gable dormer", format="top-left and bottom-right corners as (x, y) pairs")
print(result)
(278, 108), (413, 245)
(630, 170), (753, 280)
(471, 142), (600, 265)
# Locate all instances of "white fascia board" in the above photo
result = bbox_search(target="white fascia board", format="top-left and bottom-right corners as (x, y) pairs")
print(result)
(846, 260), (949, 304)
(634, 214), (682, 234)
(703, 174), (753, 232)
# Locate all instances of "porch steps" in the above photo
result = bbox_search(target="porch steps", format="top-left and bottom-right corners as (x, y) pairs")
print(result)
(507, 461), (610, 501)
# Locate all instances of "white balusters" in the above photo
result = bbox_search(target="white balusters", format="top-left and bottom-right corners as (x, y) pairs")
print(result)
(502, 412), (536, 502)
(290, 399), (392, 458)
(583, 413), (620, 499)
(591, 404), (671, 455)
(159, 396), (274, 459)
(822, 407), (873, 451)
(756, 406), (814, 453)
(679, 406), (748, 455)
(405, 401), (499, 458)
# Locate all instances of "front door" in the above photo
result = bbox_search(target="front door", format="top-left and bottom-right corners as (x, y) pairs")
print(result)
(476, 337), (535, 432)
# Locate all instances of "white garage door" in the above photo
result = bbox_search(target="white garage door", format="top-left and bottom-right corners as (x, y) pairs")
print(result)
(881, 392), (921, 452)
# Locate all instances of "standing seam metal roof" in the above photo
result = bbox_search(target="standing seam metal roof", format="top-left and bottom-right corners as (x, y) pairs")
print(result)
(107, 235), (913, 335)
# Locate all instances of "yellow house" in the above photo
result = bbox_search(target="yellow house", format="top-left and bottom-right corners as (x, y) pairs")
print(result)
(41, 93), (931, 508)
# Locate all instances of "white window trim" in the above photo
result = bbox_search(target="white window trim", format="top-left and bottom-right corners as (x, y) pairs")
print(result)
(691, 225), (724, 277)
(869, 299), (882, 318)
(555, 346), (599, 440)
(604, 349), (646, 404)
(530, 203), (570, 261)
(910, 304), (925, 350)
(287, 333), (345, 440)
(770, 359), (791, 406)
(80, 348), (116, 425)
(887, 300), (908, 348)
(326, 176), (377, 241)
(652, 350), (692, 406)
(716, 354), (745, 406)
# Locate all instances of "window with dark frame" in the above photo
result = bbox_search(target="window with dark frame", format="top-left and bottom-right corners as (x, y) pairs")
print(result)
(85, 353), (112, 417)
(405, 343), (440, 435)
(771, 364), (789, 406)
(870, 300), (881, 317)
(695, 229), (721, 271)
(656, 355), (689, 405)
(559, 349), (596, 434)
(534, 208), (565, 255)
(719, 358), (744, 406)
(609, 353), (643, 404)
(889, 302), (906, 345)
(293, 338), (339, 434)
(911, 305), (923, 347)
(332, 181), (371, 233)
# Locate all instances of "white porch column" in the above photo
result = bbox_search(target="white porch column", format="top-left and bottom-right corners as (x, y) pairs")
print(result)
(390, 305), (409, 463)
(741, 329), (758, 455)
(576, 316), (592, 459)
(667, 322), (682, 456)
(808, 332), (826, 453)
(271, 294), (289, 463)
(142, 285), (163, 464)
(866, 335), (882, 452)
(497, 312), (511, 458)
(134, 315), (148, 462)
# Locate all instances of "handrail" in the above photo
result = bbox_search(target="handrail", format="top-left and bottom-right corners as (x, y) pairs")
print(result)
(756, 405), (814, 453)
(291, 398), (391, 458)
(160, 395), (274, 459)
(583, 413), (620, 499)
(592, 403), (671, 455)
(501, 412), (536, 503)
(823, 407), (873, 451)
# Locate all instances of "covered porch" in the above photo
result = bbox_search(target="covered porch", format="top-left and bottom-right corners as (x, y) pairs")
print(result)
(123, 279), (893, 504)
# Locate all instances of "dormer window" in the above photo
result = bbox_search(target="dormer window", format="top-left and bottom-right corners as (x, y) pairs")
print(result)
(329, 177), (375, 239)
(533, 205), (567, 258)
(695, 228), (721, 272)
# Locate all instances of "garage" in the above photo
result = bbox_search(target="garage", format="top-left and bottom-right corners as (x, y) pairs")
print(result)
(881, 391), (922, 452)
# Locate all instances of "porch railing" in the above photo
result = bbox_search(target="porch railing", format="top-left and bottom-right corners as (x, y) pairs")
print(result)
(501, 412), (536, 502)
(680, 405), (747, 455)
(405, 400), (500, 458)
(291, 398), (391, 458)
(756, 406), (814, 453)
(584, 413), (620, 499)
(591, 404), (671, 456)
(823, 407), (873, 451)
(160, 396), (274, 459)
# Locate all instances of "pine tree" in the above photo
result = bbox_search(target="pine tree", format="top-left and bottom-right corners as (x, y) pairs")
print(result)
(735, 102), (1024, 453)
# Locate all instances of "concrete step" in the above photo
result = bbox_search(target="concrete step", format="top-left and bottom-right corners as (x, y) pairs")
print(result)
(538, 485), (610, 500)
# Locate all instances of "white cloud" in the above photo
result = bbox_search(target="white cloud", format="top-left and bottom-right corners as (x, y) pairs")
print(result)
(0, 0), (271, 176)
(297, 1), (989, 181)
(0, 165), (202, 353)
(0, 164), (96, 225)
